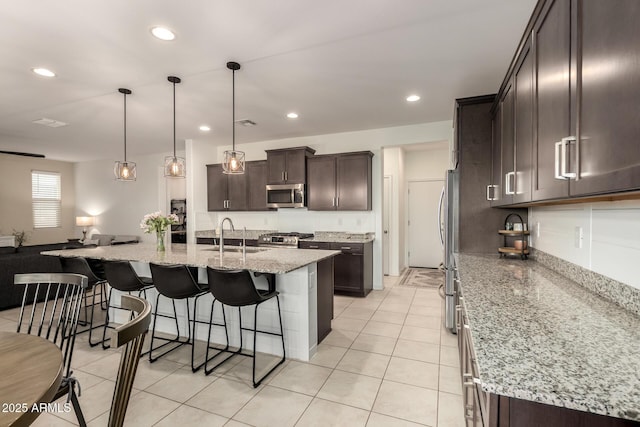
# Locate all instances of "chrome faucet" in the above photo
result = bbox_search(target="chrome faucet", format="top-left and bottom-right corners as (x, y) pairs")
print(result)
(219, 217), (235, 257)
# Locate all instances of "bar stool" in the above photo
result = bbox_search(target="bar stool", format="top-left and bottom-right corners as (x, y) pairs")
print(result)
(148, 263), (210, 372)
(60, 256), (108, 347)
(204, 267), (286, 388)
(101, 260), (154, 349)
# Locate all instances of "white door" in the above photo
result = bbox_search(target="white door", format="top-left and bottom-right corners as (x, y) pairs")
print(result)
(408, 180), (444, 268)
(383, 176), (391, 275)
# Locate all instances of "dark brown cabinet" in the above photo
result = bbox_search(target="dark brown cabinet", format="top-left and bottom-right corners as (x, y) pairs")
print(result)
(499, 81), (515, 206)
(299, 240), (373, 297)
(246, 160), (269, 211)
(307, 152), (373, 211)
(513, 38), (534, 204)
(266, 146), (315, 184)
(206, 164), (247, 211)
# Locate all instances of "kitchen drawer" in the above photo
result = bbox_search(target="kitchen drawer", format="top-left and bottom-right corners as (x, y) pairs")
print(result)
(299, 241), (331, 250)
(330, 242), (363, 254)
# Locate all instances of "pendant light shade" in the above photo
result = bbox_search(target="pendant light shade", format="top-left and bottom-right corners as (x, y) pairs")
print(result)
(164, 76), (186, 178)
(114, 88), (137, 181)
(222, 61), (245, 174)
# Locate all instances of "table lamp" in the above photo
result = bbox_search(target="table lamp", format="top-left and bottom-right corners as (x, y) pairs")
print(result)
(75, 216), (94, 242)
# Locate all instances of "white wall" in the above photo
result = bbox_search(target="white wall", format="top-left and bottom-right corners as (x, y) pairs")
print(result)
(0, 153), (75, 245)
(74, 150), (183, 243)
(189, 121), (454, 290)
(529, 200), (640, 289)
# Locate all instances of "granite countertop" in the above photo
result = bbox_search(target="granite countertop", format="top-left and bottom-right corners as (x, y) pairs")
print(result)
(304, 231), (375, 243)
(42, 243), (340, 275)
(456, 253), (640, 421)
(195, 229), (274, 240)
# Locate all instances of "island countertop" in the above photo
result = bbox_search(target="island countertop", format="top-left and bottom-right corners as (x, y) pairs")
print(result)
(42, 243), (340, 275)
(456, 253), (640, 422)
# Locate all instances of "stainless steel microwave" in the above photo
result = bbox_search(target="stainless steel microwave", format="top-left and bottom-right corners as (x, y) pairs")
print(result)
(266, 184), (305, 208)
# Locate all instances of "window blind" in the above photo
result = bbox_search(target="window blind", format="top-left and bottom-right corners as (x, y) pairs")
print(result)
(32, 171), (61, 228)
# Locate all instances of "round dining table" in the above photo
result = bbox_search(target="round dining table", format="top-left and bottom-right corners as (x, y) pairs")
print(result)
(0, 331), (64, 426)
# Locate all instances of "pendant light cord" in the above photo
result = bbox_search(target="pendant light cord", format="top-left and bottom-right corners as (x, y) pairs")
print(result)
(232, 68), (235, 152)
(123, 91), (127, 162)
(173, 80), (176, 157)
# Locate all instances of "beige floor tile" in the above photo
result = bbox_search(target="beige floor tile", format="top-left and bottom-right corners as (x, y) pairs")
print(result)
(269, 360), (332, 395)
(186, 377), (260, 418)
(349, 298), (382, 311)
(88, 390), (180, 427)
(408, 304), (441, 316)
(296, 398), (369, 427)
(392, 339), (440, 365)
(366, 412), (426, 426)
(361, 320), (402, 339)
(377, 302), (410, 314)
(438, 391), (465, 427)
(351, 333), (397, 356)
(54, 380), (116, 424)
(440, 345), (460, 368)
(154, 404), (228, 427)
(369, 310), (407, 325)
(75, 351), (122, 380)
(387, 288), (416, 298)
(145, 365), (218, 402)
(71, 346), (117, 371)
(317, 370), (382, 410)
(221, 353), (287, 386)
(129, 357), (183, 390)
(404, 314), (441, 330)
(372, 380), (437, 425)
(31, 412), (77, 426)
(233, 386), (312, 427)
(384, 357), (439, 390)
(340, 307), (376, 321)
(224, 421), (253, 427)
(399, 325), (440, 345)
(382, 295), (414, 305)
(332, 316), (368, 333)
(441, 329), (458, 348)
(439, 365), (462, 395)
(322, 329), (359, 348)
(336, 349), (390, 378)
(410, 296), (443, 309)
(0, 317), (17, 332)
(309, 343), (348, 368)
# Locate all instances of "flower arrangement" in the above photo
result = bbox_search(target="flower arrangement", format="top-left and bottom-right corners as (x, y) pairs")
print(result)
(140, 211), (179, 234)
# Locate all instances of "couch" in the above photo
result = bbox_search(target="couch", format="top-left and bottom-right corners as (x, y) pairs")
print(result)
(86, 234), (140, 246)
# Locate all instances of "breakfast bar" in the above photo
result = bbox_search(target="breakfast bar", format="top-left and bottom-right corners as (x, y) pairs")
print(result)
(42, 243), (340, 361)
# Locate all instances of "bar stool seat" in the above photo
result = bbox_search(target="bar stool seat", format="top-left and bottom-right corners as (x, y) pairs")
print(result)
(148, 263), (210, 372)
(204, 267), (285, 388)
(102, 260), (154, 350)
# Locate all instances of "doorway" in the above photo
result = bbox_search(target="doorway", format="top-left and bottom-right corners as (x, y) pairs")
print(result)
(407, 180), (444, 268)
(383, 176), (391, 275)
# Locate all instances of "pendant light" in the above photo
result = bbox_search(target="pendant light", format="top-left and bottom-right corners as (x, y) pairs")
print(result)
(114, 88), (136, 181)
(222, 61), (245, 174)
(164, 75), (186, 178)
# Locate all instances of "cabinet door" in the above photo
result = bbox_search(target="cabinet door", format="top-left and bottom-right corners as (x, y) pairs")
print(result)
(284, 149), (307, 183)
(500, 81), (515, 205)
(514, 40), (534, 204)
(246, 160), (269, 211)
(490, 111), (503, 206)
(266, 151), (287, 184)
(532, 0), (571, 201)
(571, 0), (640, 196)
(206, 164), (227, 211)
(333, 253), (363, 293)
(307, 156), (336, 211)
(227, 172), (247, 211)
(336, 153), (372, 210)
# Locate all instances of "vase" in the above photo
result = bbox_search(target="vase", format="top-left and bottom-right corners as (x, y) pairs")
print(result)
(156, 230), (166, 252)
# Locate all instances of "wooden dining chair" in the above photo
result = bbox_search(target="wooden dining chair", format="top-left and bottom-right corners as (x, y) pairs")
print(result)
(107, 294), (152, 427)
(14, 273), (89, 426)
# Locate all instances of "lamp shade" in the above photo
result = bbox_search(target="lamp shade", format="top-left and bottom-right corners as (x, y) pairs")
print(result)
(75, 216), (94, 227)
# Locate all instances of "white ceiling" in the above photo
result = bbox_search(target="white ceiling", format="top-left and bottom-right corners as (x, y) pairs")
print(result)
(0, 0), (536, 162)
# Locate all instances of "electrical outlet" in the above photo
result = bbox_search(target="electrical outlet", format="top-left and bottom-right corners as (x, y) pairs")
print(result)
(574, 226), (583, 249)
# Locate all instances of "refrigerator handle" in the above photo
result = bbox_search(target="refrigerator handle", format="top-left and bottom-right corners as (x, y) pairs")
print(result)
(437, 186), (445, 248)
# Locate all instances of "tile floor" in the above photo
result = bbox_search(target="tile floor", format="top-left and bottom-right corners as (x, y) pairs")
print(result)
(0, 275), (464, 426)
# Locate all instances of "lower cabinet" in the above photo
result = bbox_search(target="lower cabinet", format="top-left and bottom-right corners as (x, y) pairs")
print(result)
(299, 241), (373, 297)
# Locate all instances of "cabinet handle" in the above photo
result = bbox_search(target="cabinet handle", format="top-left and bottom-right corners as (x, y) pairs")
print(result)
(341, 246), (351, 250)
(554, 141), (566, 180)
(505, 172), (515, 195)
(282, 171), (285, 181)
(336, 197), (339, 207)
(561, 136), (577, 179)
(332, 197), (335, 207)
(285, 171), (288, 181)
(486, 185), (491, 201)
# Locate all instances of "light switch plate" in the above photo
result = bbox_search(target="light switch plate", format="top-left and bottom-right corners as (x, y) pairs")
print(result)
(574, 226), (583, 248)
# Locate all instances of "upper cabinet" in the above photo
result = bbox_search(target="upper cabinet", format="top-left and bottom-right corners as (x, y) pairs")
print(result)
(495, 0), (640, 205)
(246, 160), (269, 211)
(266, 146), (315, 184)
(498, 81), (515, 206)
(307, 152), (373, 211)
(206, 163), (247, 211)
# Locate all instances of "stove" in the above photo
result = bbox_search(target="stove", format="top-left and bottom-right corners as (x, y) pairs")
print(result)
(257, 232), (314, 248)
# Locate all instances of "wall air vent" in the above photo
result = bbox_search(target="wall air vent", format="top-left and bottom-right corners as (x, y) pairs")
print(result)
(235, 119), (256, 127)
(32, 118), (68, 128)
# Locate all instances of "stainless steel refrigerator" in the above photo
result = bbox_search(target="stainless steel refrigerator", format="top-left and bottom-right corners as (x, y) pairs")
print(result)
(438, 169), (459, 333)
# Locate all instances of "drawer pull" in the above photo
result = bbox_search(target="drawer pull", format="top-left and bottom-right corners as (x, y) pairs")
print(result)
(309, 245), (319, 249)
(341, 246), (351, 250)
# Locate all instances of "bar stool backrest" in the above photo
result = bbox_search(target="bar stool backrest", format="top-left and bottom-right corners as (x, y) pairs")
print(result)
(149, 263), (205, 299)
(13, 273), (88, 378)
(61, 257), (102, 286)
(206, 268), (262, 307)
(103, 260), (149, 292)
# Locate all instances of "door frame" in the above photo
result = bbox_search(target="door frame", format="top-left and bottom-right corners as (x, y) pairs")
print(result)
(406, 178), (445, 268)
(383, 175), (392, 275)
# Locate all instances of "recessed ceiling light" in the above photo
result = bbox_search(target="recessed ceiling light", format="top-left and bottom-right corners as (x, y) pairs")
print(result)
(199, 125), (211, 132)
(286, 112), (299, 119)
(150, 26), (176, 41)
(32, 68), (56, 77)
(406, 95), (420, 102)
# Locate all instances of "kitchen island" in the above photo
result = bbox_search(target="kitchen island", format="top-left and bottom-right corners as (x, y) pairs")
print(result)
(43, 243), (340, 361)
(456, 253), (640, 425)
